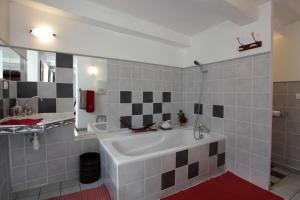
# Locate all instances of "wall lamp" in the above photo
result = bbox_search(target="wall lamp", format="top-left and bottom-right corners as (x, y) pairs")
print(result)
(30, 27), (56, 42)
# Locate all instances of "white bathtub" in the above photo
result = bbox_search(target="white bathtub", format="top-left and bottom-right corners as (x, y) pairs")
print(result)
(101, 128), (225, 164)
(99, 128), (226, 200)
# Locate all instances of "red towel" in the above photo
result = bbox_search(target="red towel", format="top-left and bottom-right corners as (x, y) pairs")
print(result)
(1, 118), (43, 126)
(86, 90), (95, 113)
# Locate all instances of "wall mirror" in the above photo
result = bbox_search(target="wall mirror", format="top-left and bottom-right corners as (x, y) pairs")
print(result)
(0, 46), (57, 82)
(0, 44), (108, 135)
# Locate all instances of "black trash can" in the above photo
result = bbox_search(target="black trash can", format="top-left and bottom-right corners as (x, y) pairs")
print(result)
(80, 152), (100, 184)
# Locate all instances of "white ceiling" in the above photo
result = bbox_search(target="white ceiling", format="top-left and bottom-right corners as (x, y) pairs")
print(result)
(88, 0), (267, 36)
(274, 0), (300, 25)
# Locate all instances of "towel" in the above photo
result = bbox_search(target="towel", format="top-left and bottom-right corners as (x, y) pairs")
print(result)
(79, 89), (87, 109)
(86, 90), (95, 113)
(1, 118), (43, 126)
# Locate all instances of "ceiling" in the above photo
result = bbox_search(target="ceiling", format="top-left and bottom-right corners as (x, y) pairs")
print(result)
(88, 0), (267, 36)
(274, 0), (300, 25)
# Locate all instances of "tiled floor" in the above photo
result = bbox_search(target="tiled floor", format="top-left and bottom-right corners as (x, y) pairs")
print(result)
(271, 172), (300, 200)
(270, 167), (291, 187)
(11, 179), (102, 200)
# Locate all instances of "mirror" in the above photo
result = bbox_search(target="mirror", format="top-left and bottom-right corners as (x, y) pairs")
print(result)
(74, 55), (107, 133)
(0, 44), (108, 135)
(0, 45), (56, 82)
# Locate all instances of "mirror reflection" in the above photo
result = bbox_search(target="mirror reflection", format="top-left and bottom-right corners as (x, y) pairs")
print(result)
(0, 46), (56, 82)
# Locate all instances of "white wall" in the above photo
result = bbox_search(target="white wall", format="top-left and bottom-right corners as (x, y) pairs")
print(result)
(9, 2), (184, 68)
(0, 0), (9, 43)
(27, 50), (39, 81)
(273, 20), (300, 82)
(184, 1), (272, 67)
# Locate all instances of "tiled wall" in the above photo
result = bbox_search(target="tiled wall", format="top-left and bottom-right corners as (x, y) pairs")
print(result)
(3, 53), (91, 192)
(0, 135), (11, 199)
(272, 81), (300, 170)
(9, 124), (99, 192)
(182, 53), (272, 189)
(101, 139), (225, 200)
(106, 60), (182, 131)
(3, 52), (273, 192)
(0, 80), (11, 200)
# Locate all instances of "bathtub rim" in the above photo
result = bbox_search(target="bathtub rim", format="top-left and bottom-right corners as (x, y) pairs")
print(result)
(98, 128), (226, 166)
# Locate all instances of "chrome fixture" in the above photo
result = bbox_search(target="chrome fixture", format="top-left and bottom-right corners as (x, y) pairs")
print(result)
(23, 96), (43, 116)
(198, 123), (210, 135)
(96, 115), (107, 123)
(193, 60), (209, 140)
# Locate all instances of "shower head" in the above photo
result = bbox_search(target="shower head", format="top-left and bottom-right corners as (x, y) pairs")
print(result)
(194, 60), (208, 73)
(194, 60), (200, 66)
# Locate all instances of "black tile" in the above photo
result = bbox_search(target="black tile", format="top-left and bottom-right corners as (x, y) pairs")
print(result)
(163, 113), (171, 121)
(143, 92), (153, 103)
(213, 105), (224, 118)
(120, 116), (132, 128)
(3, 88), (9, 99)
(56, 53), (73, 68)
(176, 150), (188, 168)
(120, 91), (132, 103)
(38, 98), (56, 113)
(163, 92), (171, 102)
(153, 103), (162, 114)
(143, 115), (153, 126)
(9, 99), (16, 108)
(209, 142), (218, 157)
(0, 100), (3, 120)
(194, 104), (203, 114)
(161, 170), (175, 190)
(271, 170), (286, 179)
(217, 153), (226, 167)
(56, 83), (73, 98)
(188, 162), (199, 179)
(132, 103), (143, 115)
(17, 82), (37, 98)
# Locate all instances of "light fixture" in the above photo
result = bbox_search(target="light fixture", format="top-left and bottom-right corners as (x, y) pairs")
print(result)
(30, 27), (56, 42)
(273, 32), (283, 40)
(88, 66), (98, 76)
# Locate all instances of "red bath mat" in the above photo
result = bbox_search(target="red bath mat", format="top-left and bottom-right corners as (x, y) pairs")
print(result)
(162, 172), (283, 200)
(48, 186), (110, 200)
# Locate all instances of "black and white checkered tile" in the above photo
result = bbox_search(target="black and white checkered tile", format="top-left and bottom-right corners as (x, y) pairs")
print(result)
(161, 141), (226, 190)
(0, 53), (74, 119)
(120, 91), (172, 128)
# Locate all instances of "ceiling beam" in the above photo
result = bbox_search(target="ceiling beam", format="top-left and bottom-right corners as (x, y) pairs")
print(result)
(12, 0), (190, 48)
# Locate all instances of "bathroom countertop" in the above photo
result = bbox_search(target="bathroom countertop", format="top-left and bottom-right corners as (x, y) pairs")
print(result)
(0, 112), (75, 134)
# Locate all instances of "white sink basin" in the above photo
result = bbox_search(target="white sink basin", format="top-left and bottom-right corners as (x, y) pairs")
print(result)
(87, 122), (107, 133)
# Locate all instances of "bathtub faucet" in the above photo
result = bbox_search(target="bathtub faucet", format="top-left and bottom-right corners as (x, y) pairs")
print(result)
(198, 123), (210, 134)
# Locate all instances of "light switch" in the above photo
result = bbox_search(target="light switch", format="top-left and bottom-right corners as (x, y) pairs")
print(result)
(296, 94), (300, 100)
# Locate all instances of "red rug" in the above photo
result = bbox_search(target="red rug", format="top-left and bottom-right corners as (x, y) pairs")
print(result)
(162, 172), (283, 200)
(48, 186), (110, 200)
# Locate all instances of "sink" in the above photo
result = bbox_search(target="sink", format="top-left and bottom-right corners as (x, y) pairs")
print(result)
(87, 122), (107, 133)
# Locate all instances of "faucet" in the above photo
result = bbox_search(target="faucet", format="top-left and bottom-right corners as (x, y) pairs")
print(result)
(198, 123), (210, 133)
(23, 96), (43, 116)
(196, 123), (210, 139)
(96, 115), (107, 123)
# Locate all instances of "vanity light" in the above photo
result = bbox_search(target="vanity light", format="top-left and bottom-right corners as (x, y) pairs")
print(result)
(30, 27), (56, 42)
(88, 66), (98, 76)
